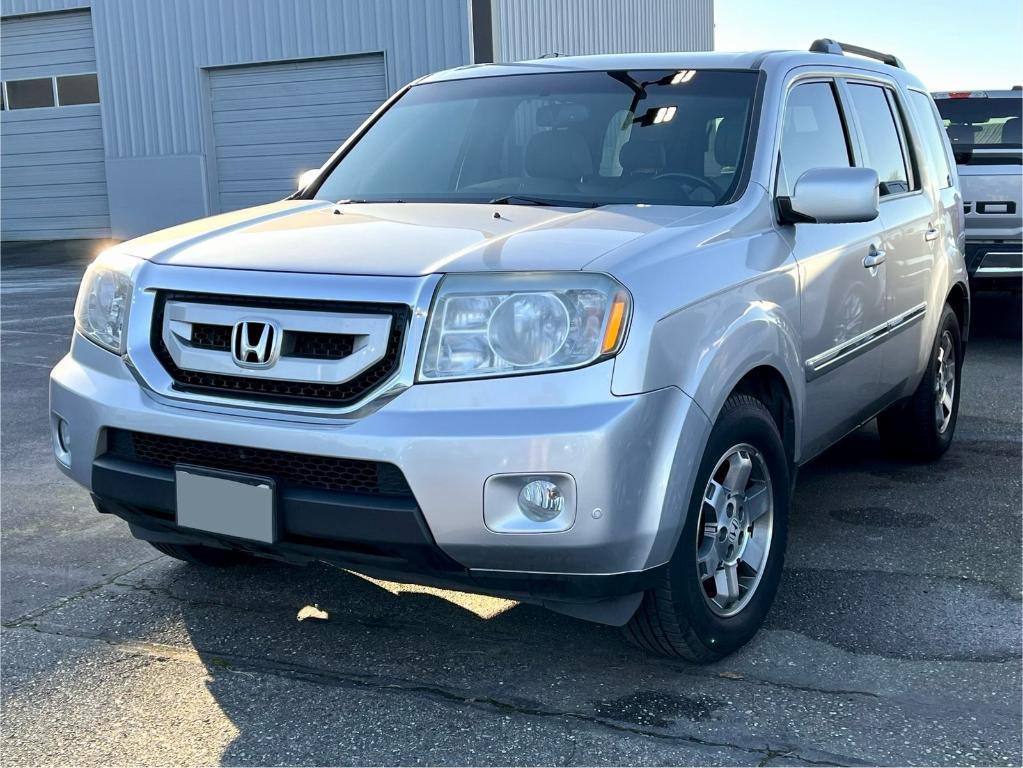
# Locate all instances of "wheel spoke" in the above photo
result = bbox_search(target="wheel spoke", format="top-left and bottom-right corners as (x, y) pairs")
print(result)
(723, 451), (753, 493)
(704, 479), (727, 517)
(741, 534), (766, 573)
(743, 484), (771, 522)
(698, 542), (720, 578)
(941, 389), (954, 413)
(714, 563), (740, 605)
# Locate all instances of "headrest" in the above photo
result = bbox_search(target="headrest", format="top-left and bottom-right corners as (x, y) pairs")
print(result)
(535, 103), (590, 128)
(524, 130), (593, 180)
(714, 118), (744, 166)
(619, 138), (666, 172)
(945, 123), (977, 145)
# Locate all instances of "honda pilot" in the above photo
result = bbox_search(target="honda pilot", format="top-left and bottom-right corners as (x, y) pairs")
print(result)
(51, 40), (968, 660)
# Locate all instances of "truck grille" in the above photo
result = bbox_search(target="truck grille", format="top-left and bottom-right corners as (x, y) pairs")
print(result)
(151, 291), (408, 407)
(107, 429), (413, 498)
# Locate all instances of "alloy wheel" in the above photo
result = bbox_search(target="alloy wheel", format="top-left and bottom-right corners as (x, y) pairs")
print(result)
(934, 330), (956, 434)
(696, 443), (774, 617)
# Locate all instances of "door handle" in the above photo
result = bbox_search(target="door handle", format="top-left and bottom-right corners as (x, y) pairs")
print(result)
(863, 246), (886, 269)
(925, 226), (939, 242)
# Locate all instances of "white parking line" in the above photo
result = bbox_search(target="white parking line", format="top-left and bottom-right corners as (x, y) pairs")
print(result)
(0, 314), (73, 325)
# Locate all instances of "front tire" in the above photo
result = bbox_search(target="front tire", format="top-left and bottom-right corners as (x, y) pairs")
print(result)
(623, 394), (790, 661)
(877, 304), (962, 461)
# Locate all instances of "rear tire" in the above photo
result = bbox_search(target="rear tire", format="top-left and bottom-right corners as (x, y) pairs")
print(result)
(149, 541), (257, 567)
(623, 393), (790, 661)
(877, 304), (962, 461)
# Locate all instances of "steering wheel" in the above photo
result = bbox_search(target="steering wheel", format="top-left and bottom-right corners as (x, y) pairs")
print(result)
(649, 172), (722, 201)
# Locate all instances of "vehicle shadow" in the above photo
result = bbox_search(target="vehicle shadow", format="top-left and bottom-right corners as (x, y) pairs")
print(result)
(173, 560), (704, 764)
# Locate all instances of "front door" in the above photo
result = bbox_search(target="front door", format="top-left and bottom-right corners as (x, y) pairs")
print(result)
(776, 79), (888, 458)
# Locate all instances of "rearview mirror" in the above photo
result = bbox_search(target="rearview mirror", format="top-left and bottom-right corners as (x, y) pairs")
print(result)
(778, 167), (879, 224)
(297, 168), (320, 191)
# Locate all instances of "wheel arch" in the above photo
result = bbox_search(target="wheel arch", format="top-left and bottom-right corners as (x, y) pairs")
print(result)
(728, 365), (797, 467)
(946, 280), (970, 343)
(684, 306), (806, 465)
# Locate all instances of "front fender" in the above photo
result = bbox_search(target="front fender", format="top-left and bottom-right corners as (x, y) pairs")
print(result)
(613, 272), (805, 462)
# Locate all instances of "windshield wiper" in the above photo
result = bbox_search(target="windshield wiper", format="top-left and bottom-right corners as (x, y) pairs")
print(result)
(489, 195), (599, 209)
(334, 198), (405, 204)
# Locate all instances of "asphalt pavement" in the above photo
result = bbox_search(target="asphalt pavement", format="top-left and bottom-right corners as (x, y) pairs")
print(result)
(2, 242), (1020, 766)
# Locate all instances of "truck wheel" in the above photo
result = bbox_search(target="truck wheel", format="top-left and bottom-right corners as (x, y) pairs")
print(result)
(149, 541), (257, 567)
(623, 394), (790, 661)
(877, 304), (962, 461)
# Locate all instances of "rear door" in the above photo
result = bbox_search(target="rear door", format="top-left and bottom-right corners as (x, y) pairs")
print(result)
(776, 79), (888, 457)
(842, 80), (935, 399)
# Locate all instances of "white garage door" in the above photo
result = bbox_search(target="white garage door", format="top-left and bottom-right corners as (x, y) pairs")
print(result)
(1, 11), (109, 240)
(209, 54), (387, 213)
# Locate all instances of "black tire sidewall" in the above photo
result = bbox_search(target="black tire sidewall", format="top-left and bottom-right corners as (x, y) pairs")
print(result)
(666, 398), (790, 656)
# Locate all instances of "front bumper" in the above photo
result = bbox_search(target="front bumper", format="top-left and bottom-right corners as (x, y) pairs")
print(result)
(51, 332), (709, 603)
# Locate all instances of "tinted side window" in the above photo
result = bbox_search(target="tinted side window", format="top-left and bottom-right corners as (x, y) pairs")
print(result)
(777, 82), (851, 197)
(847, 84), (911, 196)
(907, 90), (953, 188)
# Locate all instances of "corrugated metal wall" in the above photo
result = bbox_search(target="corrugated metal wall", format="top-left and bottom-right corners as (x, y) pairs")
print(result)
(86, 0), (471, 160)
(1, 0), (87, 15)
(493, 0), (713, 61)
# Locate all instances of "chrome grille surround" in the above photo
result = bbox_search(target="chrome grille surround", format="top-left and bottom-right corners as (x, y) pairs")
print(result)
(123, 262), (440, 420)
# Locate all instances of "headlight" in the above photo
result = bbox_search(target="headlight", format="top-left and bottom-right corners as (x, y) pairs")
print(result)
(418, 273), (630, 381)
(73, 251), (140, 354)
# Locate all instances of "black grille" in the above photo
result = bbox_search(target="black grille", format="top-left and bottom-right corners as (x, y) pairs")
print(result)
(152, 291), (408, 407)
(288, 331), (356, 360)
(186, 323), (355, 361)
(107, 429), (413, 497)
(190, 323), (231, 351)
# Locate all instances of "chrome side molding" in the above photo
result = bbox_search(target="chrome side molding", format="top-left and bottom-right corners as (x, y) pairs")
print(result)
(805, 302), (927, 381)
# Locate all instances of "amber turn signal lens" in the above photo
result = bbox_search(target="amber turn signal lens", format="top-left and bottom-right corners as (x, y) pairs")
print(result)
(601, 292), (629, 354)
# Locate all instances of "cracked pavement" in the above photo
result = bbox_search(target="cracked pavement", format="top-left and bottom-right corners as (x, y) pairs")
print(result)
(2, 244), (1021, 766)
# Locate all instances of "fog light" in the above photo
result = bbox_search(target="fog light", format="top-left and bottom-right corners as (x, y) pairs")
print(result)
(57, 418), (72, 454)
(518, 479), (564, 522)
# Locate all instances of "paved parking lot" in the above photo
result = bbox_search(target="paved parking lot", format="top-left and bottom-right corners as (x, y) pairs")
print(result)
(2, 243), (1020, 766)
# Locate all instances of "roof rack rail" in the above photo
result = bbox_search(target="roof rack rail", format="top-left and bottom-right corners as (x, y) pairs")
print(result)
(809, 38), (904, 69)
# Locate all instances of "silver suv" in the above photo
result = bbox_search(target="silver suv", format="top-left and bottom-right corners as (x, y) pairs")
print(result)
(51, 40), (968, 660)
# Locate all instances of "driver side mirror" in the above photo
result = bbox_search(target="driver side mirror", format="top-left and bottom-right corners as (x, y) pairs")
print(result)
(777, 167), (879, 224)
(297, 168), (320, 191)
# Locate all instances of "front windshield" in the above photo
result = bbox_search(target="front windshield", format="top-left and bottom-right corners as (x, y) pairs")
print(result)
(313, 69), (760, 208)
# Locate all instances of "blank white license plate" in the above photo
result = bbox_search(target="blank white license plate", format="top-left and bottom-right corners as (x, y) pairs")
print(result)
(175, 465), (276, 544)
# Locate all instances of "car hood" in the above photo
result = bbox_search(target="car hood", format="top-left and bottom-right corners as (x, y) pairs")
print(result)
(115, 199), (711, 276)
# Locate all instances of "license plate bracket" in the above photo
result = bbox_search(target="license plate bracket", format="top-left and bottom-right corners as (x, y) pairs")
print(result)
(175, 464), (276, 544)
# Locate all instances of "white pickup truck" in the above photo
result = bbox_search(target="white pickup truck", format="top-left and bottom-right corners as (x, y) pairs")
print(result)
(934, 89), (1022, 289)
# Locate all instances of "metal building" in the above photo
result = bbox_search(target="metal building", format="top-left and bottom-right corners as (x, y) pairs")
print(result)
(0, 0), (713, 241)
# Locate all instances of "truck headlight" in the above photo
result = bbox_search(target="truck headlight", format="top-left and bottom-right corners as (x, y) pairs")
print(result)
(73, 251), (140, 354)
(418, 273), (630, 381)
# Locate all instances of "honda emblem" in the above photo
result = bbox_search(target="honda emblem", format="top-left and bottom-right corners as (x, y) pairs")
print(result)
(231, 319), (281, 368)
